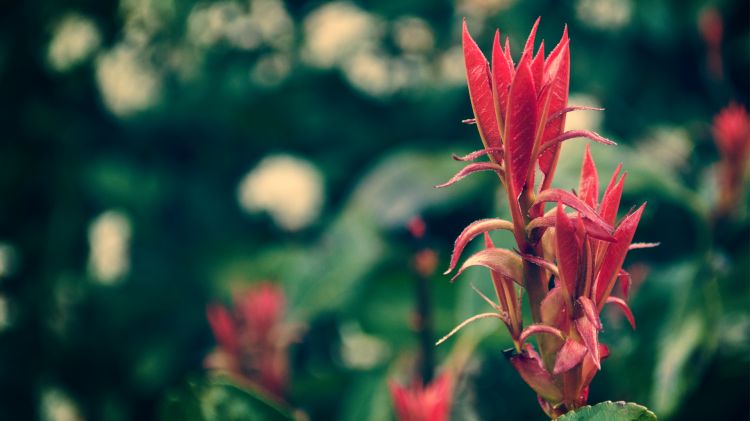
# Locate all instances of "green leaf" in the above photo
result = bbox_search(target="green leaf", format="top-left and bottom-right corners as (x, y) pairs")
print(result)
(558, 401), (657, 421)
(159, 377), (295, 421)
(283, 148), (490, 320)
(201, 378), (295, 421)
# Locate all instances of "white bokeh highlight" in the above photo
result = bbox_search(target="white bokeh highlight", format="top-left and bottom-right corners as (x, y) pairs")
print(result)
(237, 155), (324, 231)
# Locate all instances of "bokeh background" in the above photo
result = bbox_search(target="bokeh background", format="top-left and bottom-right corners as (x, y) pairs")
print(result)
(1, 0), (748, 419)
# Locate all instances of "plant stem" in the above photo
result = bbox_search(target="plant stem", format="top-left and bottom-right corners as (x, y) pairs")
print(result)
(416, 258), (434, 383)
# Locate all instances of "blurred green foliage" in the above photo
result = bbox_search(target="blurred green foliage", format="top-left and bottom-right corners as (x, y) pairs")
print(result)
(0, 0), (748, 419)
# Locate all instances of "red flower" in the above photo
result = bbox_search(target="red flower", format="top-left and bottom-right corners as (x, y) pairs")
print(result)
(390, 373), (453, 421)
(437, 19), (651, 417)
(205, 282), (289, 400)
(714, 102), (750, 159)
(698, 7), (723, 79)
(712, 102), (750, 215)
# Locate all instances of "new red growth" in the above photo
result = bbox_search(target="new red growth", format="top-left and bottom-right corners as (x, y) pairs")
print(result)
(437, 19), (651, 417)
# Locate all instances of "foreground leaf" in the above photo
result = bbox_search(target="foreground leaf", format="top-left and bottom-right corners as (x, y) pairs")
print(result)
(557, 401), (657, 421)
(445, 218), (514, 274)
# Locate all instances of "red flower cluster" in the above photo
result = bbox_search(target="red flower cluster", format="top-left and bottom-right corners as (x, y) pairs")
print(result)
(206, 282), (289, 400)
(712, 102), (750, 215)
(390, 373), (453, 421)
(437, 19), (650, 417)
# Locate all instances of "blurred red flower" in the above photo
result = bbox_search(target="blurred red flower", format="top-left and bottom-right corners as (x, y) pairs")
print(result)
(390, 373), (453, 421)
(206, 282), (289, 400)
(712, 102), (750, 215)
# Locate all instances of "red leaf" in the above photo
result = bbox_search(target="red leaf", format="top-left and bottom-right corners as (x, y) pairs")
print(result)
(606, 296), (636, 329)
(492, 31), (514, 131)
(535, 188), (613, 235)
(629, 242), (660, 250)
(539, 130), (616, 155)
(504, 37), (513, 67)
(538, 28), (570, 181)
(435, 162), (503, 188)
(579, 343), (609, 395)
(618, 269), (631, 298)
(484, 234), (521, 335)
(452, 147), (504, 162)
(599, 165), (625, 226)
(576, 296), (602, 330)
(452, 248), (524, 286)
(519, 324), (564, 344)
(574, 315), (600, 369)
(531, 40), (545, 94)
(594, 204), (645, 306)
(527, 213), (615, 242)
(546, 106), (604, 125)
(206, 304), (239, 354)
(503, 55), (537, 197)
(521, 253), (559, 276)
(552, 338), (587, 375)
(522, 17), (541, 60)
(554, 203), (580, 299)
(436, 312), (507, 346)
(510, 344), (563, 402)
(445, 218), (514, 274)
(463, 21), (502, 155)
(541, 286), (569, 331)
(578, 144), (599, 208)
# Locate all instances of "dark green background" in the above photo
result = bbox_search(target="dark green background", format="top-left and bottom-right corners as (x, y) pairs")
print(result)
(1, 0), (748, 419)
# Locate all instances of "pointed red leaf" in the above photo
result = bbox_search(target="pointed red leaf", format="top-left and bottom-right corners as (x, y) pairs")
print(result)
(594, 204), (646, 306)
(576, 296), (602, 330)
(531, 40), (545, 94)
(618, 269), (632, 297)
(504, 36), (513, 67)
(552, 338), (587, 375)
(445, 218), (514, 274)
(463, 21), (502, 155)
(538, 29), (570, 180)
(435, 162), (503, 188)
(574, 315), (600, 369)
(528, 213), (615, 242)
(436, 312), (508, 346)
(520, 324), (565, 344)
(521, 253), (559, 276)
(539, 130), (616, 155)
(545, 25), (568, 71)
(579, 144), (599, 208)
(535, 188), (613, 234)
(503, 55), (537, 197)
(600, 167), (626, 226)
(484, 234), (521, 335)
(554, 203), (580, 299)
(546, 106), (604, 125)
(541, 286), (569, 331)
(629, 242), (660, 250)
(580, 343), (609, 392)
(452, 147), (505, 162)
(492, 31), (514, 129)
(523, 17), (541, 60)
(510, 344), (563, 402)
(452, 248), (524, 286)
(606, 296), (636, 329)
